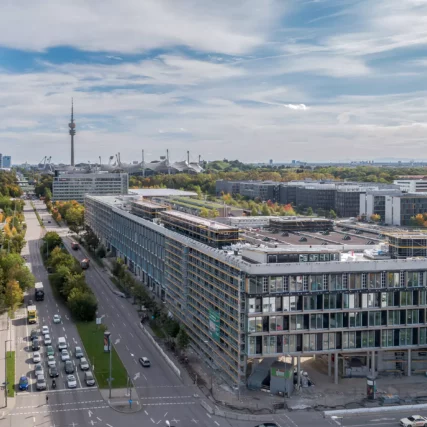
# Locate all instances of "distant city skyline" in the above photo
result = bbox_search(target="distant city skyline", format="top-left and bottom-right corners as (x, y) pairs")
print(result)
(0, 0), (426, 163)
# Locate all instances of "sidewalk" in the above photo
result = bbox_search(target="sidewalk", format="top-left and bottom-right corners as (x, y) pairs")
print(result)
(99, 387), (142, 413)
(0, 312), (15, 412)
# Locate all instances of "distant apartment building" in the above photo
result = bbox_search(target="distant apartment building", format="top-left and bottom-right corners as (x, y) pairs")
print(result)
(52, 171), (128, 203)
(360, 192), (427, 226)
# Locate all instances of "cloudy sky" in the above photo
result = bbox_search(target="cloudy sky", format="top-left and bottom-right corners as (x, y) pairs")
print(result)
(0, 0), (426, 164)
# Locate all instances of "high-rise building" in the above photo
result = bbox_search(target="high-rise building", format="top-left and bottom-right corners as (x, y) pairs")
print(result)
(85, 193), (427, 389)
(2, 156), (11, 168)
(52, 171), (128, 203)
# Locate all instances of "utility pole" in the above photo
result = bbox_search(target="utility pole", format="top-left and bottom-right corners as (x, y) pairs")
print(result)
(5, 339), (11, 407)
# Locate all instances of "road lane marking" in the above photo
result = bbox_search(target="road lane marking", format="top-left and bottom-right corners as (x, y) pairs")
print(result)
(206, 413), (211, 418)
(63, 327), (66, 331)
(97, 417), (102, 421)
(150, 419), (155, 424)
(214, 422), (220, 426)
(144, 410), (149, 415)
(164, 412), (168, 418)
(106, 425), (113, 427)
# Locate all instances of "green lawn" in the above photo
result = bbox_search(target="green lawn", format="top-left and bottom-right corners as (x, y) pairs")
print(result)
(6, 351), (15, 397)
(76, 322), (128, 389)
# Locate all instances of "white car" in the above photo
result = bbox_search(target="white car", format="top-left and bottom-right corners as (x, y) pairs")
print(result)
(47, 355), (56, 367)
(61, 349), (70, 361)
(35, 363), (44, 376)
(44, 334), (52, 345)
(400, 415), (427, 427)
(53, 314), (61, 324)
(42, 326), (49, 336)
(33, 352), (41, 363)
(67, 374), (77, 389)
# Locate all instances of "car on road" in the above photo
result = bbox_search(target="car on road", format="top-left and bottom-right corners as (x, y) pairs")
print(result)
(36, 374), (46, 391)
(399, 415), (427, 427)
(30, 329), (38, 341)
(49, 366), (59, 378)
(27, 299), (33, 306)
(47, 355), (56, 367)
(75, 346), (84, 359)
(42, 325), (49, 335)
(44, 334), (52, 345)
(61, 349), (70, 361)
(64, 360), (74, 374)
(46, 345), (54, 357)
(80, 357), (89, 371)
(32, 339), (40, 351)
(35, 363), (44, 376)
(53, 314), (61, 324)
(139, 357), (151, 367)
(18, 376), (29, 391)
(67, 374), (77, 388)
(33, 352), (41, 363)
(84, 371), (95, 386)
(58, 337), (67, 350)
(48, 220), (51, 223)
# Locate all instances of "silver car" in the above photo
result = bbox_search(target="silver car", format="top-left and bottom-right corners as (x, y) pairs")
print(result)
(36, 374), (46, 391)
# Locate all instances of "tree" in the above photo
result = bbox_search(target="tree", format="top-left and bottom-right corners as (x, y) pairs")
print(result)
(209, 209), (219, 218)
(250, 207), (258, 216)
(261, 204), (271, 216)
(84, 226), (100, 250)
(5, 279), (23, 310)
(329, 209), (337, 219)
(177, 327), (190, 352)
(164, 318), (181, 340)
(43, 231), (62, 253)
(96, 246), (106, 258)
(306, 207), (314, 216)
(370, 214), (381, 222)
(67, 289), (98, 321)
(7, 264), (35, 291)
(61, 273), (87, 299)
(48, 247), (75, 272)
(199, 208), (209, 218)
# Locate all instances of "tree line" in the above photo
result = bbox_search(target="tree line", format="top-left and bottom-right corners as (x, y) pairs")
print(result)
(42, 232), (97, 321)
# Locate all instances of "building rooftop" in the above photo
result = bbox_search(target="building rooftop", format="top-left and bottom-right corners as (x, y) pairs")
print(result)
(132, 200), (167, 209)
(160, 210), (236, 230)
(129, 189), (198, 198)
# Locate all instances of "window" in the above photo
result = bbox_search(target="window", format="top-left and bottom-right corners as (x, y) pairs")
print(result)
(349, 274), (361, 290)
(283, 296), (301, 311)
(369, 311), (382, 326)
(388, 311), (401, 325)
(407, 309), (419, 324)
(323, 333), (336, 350)
(407, 272), (419, 288)
(349, 312), (363, 327)
(310, 275), (323, 291)
(420, 328), (427, 345)
(361, 331), (375, 348)
(290, 315), (305, 330)
(400, 291), (413, 306)
(343, 294), (360, 309)
(304, 296), (317, 310)
(303, 334), (316, 351)
(382, 330), (394, 347)
(368, 273), (381, 289)
(310, 314), (324, 329)
(343, 332), (356, 349)
(324, 294), (337, 310)
(263, 297), (276, 313)
(331, 275), (343, 290)
(330, 312), (343, 328)
(388, 272), (400, 288)
(248, 318), (256, 333)
(399, 329), (412, 346)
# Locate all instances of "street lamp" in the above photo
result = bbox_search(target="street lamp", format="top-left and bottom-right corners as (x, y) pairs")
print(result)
(4, 339), (11, 407)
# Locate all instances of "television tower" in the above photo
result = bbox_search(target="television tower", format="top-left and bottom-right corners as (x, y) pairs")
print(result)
(69, 98), (76, 166)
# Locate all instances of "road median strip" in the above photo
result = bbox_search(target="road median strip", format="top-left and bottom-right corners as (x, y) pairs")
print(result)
(6, 350), (15, 397)
(76, 322), (128, 389)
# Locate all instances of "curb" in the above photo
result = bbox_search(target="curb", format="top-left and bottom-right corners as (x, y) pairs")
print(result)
(106, 398), (142, 414)
(324, 403), (427, 416)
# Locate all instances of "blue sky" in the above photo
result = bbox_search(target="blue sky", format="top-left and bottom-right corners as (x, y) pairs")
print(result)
(0, 0), (426, 164)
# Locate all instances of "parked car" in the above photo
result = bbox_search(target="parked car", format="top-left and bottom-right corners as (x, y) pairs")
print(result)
(36, 374), (46, 391)
(84, 371), (95, 386)
(53, 314), (61, 324)
(67, 374), (77, 388)
(19, 376), (29, 391)
(32, 339), (40, 351)
(75, 346), (84, 359)
(47, 355), (56, 367)
(30, 329), (38, 341)
(46, 345), (54, 357)
(64, 360), (74, 374)
(49, 366), (59, 378)
(35, 363), (44, 377)
(33, 352), (41, 363)
(61, 349), (70, 361)
(80, 357), (89, 371)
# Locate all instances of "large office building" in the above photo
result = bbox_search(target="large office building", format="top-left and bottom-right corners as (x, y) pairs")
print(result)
(86, 193), (427, 390)
(0, 154), (11, 169)
(360, 192), (427, 226)
(394, 177), (427, 193)
(52, 171), (128, 202)
(216, 180), (400, 217)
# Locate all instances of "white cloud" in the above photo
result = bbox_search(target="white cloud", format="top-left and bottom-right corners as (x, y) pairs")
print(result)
(0, 0), (284, 55)
(283, 104), (308, 110)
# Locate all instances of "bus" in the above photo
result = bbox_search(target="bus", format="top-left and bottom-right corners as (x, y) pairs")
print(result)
(27, 305), (37, 324)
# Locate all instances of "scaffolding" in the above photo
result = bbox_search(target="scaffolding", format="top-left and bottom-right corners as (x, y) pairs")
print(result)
(384, 231), (427, 259)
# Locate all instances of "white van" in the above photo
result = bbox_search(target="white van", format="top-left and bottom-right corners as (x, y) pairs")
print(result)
(58, 337), (67, 350)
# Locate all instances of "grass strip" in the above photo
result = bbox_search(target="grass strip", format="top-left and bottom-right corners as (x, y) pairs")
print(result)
(76, 322), (128, 389)
(30, 202), (45, 228)
(6, 351), (15, 397)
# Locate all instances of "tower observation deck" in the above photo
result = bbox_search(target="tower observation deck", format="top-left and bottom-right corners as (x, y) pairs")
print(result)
(69, 98), (76, 166)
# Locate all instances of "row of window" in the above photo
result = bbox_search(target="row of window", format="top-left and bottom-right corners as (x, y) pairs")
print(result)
(248, 291), (427, 314)
(248, 327), (424, 355)
(248, 309), (424, 333)
(248, 272), (425, 294)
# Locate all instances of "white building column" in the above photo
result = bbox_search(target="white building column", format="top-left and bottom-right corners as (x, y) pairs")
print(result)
(328, 353), (332, 377)
(334, 353), (339, 384)
(371, 351), (375, 375)
(407, 349), (412, 377)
